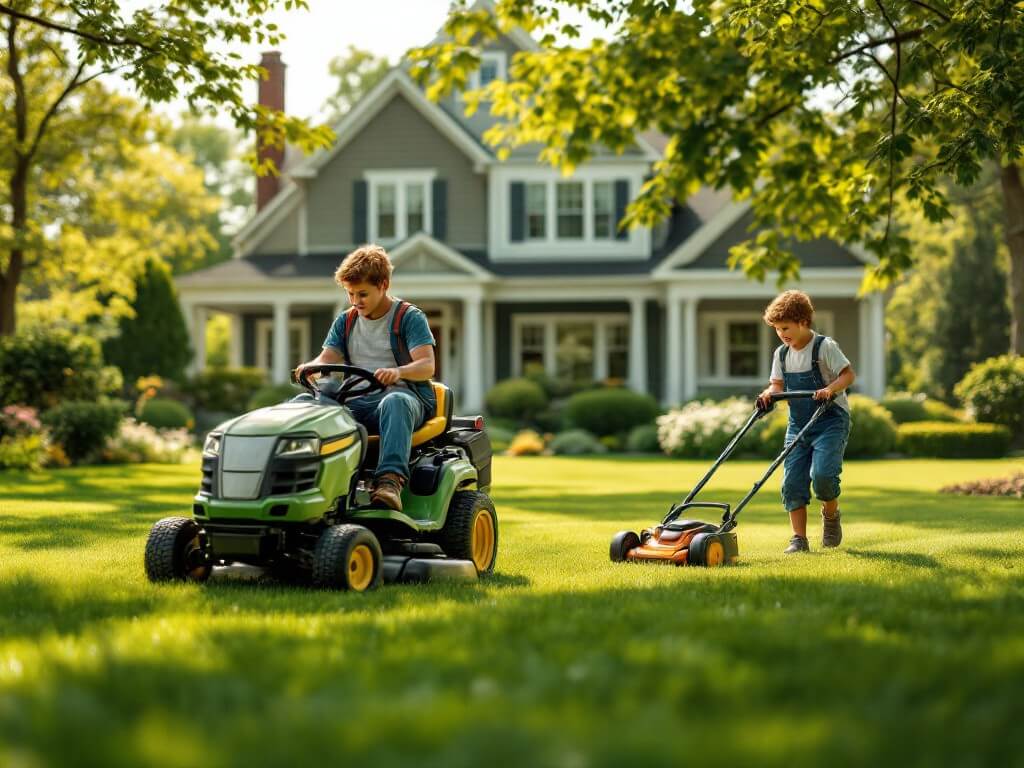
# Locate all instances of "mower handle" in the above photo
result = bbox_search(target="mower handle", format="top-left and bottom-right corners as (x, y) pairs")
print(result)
(770, 390), (832, 401)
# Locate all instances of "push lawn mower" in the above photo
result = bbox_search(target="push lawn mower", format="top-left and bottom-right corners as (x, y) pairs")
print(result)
(145, 364), (497, 591)
(610, 391), (833, 567)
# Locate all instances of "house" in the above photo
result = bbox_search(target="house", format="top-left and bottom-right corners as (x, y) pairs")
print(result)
(175, 7), (886, 412)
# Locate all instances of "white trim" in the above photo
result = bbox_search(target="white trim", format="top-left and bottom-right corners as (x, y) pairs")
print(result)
(297, 187), (308, 256)
(364, 169), (436, 245)
(489, 164), (651, 259)
(510, 313), (630, 381)
(388, 232), (496, 281)
(292, 69), (491, 181)
(232, 183), (301, 258)
(255, 316), (311, 376)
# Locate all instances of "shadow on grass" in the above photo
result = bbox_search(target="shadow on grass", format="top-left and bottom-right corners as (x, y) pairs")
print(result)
(844, 549), (942, 569)
(1, 570), (1022, 768)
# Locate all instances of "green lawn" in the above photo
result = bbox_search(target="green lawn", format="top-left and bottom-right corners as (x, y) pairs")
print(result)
(1, 456), (1023, 767)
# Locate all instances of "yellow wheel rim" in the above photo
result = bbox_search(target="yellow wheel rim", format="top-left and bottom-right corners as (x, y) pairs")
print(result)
(706, 540), (725, 567)
(470, 510), (495, 571)
(347, 544), (375, 591)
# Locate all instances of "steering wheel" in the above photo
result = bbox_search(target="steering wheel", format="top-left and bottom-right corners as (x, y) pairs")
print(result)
(293, 364), (386, 403)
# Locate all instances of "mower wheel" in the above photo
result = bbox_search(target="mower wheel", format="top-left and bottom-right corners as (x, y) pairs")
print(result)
(688, 533), (726, 567)
(609, 531), (641, 562)
(145, 517), (211, 583)
(438, 491), (498, 575)
(312, 524), (383, 591)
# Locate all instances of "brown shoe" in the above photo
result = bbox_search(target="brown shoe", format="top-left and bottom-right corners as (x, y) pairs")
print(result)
(822, 509), (843, 548)
(371, 472), (405, 511)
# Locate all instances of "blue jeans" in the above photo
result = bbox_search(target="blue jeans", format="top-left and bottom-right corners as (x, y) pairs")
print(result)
(346, 389), (426, 480)
(781, 409), (850, 512)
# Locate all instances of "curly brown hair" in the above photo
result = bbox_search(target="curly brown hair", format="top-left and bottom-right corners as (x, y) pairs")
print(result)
(763, 290), (814, 326)
(334, 244), (393, 287)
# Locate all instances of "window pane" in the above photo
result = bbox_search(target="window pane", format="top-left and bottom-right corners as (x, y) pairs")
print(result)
(556, 182), (584, 239)
(608, 350), (628, 380)
(406, 182), (425, 234)
(727, 321), (760, 377)
(556, 322), (594, 382)
(728, 322), (759, 347)
(706, 326), (717, 377)
(526, 182), (546, 239)
(593, 181), (614, 239)
(521, 324), (544, 349)
(377, 184), (396, 239)
(479, 59), (500, 86)
(728, 350), (760, 377)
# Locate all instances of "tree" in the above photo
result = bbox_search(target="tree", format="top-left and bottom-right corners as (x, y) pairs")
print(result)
(410, 0), (1024, 352)
(0, 0), (333, 335)
(102, 258), (191, 383)
(323, 45), (390, 124)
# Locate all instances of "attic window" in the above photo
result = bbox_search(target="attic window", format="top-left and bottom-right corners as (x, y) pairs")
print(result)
(468, 51), (507, 91)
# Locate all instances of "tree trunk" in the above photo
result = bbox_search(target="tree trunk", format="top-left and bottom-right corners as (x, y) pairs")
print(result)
(1000, 163), (1024, 355)
(1, 15), (26, 337)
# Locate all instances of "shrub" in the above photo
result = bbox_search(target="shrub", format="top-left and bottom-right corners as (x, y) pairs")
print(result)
(184, 367), (266, 413)
(102, 418), (194, 464)
(882, 392), (960, 424)
(846, 395), (898, 458)
(756, 406), (791, 457)
(922, 399), (960, 422)
(626, 423), (661, 453)
(599, 434), (623, 452)
(0, 327), (116, 410)
(954, 355), (1024, 438)
(42, 400), (127, 463)
(658, 398), (762, 458)
(897, 421), (1011, 458)
(0, 434), (49, 470)
(484, 416), (520, 433)
(550, 429), (606, 455)
(506, 429), (546, 456)
(563, 388), (660, 437)
(248, 383), (304, 410)
(138, 398), (194, 430)
(0, 405), (42, 438)
(485, 425), (515, 453)
(485, 379), (548, 421)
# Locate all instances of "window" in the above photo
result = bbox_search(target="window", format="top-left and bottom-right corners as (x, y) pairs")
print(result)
(526, 182), (546, 239)
(255, 318), (310, 373)
(556, 182), (584, 239)
(365, 170), (435, 244)
(513, 315), (631, 383)
(727, 322), (760, 377)
(468, 50), (507, 91)
(556, 322), (594, 380)
(607, 322), (629, 380)
(593, 181), (614, 239)
(519, 324), (546, 376)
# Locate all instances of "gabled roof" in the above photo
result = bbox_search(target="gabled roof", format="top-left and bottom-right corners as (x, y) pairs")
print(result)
(389, 232), (496, 281)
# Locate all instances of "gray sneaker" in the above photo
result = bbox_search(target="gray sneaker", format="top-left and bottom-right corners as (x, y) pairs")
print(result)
(784, 534), (809, 554)
(822, 510), (843, 548)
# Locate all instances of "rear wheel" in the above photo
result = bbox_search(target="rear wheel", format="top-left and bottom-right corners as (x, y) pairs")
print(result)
(312, 524), (383, 591)
(688, 533), (726, 568)
(609, 531), (641, 562)
(145, 517), (211, 583)
(438, 491), (498, 574)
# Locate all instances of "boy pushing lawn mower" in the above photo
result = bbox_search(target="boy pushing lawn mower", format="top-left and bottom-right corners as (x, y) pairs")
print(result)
(757, 290), (856, 554)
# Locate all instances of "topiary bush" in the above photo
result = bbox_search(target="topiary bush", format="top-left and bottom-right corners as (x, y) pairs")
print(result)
(138, 398), (194, 430)
(42, 400), (127, 463)
(549, 429), (606, 455)
(485, 378), (548, 422)
(882, 392), (960, 423)
(897, 421), (1011, 458)
(954, 355), (1024, 439)
(0, 327), (119, 411)
(846, 395), (898, 457)
(248, 384), (304, 411)
(563, 388), (659, 437)
(626, 423), (661, 454)
(183, 367), (266, 413)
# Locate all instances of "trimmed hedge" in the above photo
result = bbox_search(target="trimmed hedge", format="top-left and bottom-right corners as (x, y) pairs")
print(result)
(248, 384), (304, 411)
(881, 392), (958, 423)
(897, 421), (1011, 458)
(563, 388), (659, 437)
(42, 400), (126, 463)
(550, 429), (606, 455)
(955, 355), (1024, 438)
(757, 395), (897, 459)
(626, 423), (661, 454)
(485, 379), (548, 421)
(138, 398), (193, 430)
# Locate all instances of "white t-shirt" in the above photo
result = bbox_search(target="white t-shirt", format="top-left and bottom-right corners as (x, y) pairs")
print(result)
(769, 332), (852, 412)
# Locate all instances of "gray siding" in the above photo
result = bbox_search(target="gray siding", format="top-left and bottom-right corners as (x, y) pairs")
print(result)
(253, 204), (299, 256)
(306, 94), (487, 250)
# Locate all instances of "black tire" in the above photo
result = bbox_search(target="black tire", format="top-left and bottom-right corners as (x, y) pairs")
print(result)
(312, 524), (383, 591)
(688, 533), (726, 567)
(438, 491), (498, 575)
(145, 517), (211, 583)
(610, 530), (641, 562)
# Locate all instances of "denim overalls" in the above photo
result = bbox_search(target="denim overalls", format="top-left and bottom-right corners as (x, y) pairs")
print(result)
(779, 335), (851, 512)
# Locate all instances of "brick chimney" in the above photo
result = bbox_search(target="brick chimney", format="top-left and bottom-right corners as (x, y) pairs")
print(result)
(257, 51), (286, 211)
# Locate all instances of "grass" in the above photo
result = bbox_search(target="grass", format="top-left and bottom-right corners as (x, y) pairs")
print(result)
(1, 455), (1023, 767)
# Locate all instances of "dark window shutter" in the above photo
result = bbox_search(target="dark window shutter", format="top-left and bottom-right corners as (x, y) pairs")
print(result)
(432, 178), (447, 241)
(614, 179), (630, 241)
(509, 181), (525, 242)
(353, 179), (368, 244)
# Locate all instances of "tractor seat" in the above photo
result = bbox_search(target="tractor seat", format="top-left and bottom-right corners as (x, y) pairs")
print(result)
(365, 381), (453, 448)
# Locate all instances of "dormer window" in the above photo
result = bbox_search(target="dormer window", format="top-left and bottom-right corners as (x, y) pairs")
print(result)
(365, 170), (435, 244)
(468, 50), (507, 91)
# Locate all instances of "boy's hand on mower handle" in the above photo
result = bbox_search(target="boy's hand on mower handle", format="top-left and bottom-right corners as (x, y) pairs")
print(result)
(756, 389), (775, 411)
(813, 387), (835, 401)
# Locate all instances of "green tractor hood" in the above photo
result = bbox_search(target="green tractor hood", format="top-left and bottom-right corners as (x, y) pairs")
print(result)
(219, 401), (356, 438)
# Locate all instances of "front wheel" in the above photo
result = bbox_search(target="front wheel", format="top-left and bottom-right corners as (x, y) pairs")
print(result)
(312, 524), (383, 591)
(438, 491), (498, 575)
(609, 530), (641, 562)
(145, 517), (212, 583)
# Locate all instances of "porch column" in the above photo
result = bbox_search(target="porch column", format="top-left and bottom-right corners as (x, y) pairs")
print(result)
(461, 292), (484, 413)
(665, 293), (683, 406)
(683, 298), (698, 401)
(483, 299), (496, 391)
(229, 313), (243, 367)
(193, 305), (208, 376)
(272, 300), (290, 384)
(628, 297), (648, 394)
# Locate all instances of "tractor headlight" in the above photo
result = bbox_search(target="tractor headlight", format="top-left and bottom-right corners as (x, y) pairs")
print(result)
(202, 433), (222, 457)
(275, 436), (320, 458)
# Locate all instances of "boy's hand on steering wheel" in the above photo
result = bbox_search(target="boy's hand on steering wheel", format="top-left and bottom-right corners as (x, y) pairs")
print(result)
(374, 367), (401, 386)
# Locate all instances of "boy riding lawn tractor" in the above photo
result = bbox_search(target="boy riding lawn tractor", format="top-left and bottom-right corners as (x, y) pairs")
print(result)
(144, 364), (497, 591)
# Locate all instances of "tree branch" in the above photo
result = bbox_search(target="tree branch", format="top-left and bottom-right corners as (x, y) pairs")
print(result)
(0, 3), (161, 54)
(908, 0), (951, 22)
(25, 58), (86, 162)
(875, 0), (901, 244)
(828, 28), (925, 65)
